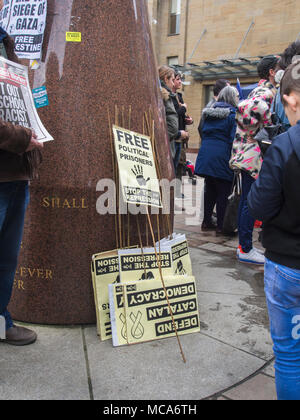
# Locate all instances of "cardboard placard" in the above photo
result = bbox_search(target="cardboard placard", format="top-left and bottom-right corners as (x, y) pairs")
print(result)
(113, 125), (162, 208)
(0, 0), (47, 60)
(109, 276), (200, 347)
(157, 233), (193, 276)
(118, 247), (173, 283)
(91, 250), (120, 340)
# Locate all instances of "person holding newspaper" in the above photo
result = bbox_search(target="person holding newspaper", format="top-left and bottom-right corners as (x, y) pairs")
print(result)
(0, 29), (43, 346)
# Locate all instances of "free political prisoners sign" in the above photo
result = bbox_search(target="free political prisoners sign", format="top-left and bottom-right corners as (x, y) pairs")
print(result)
(0, 0), (47, 60)
(113, 125), (162, 208)
(0, 56), (53, 142)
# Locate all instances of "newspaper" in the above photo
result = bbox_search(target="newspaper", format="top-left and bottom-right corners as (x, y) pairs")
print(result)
(0, 56), (53, 142)
(0, 0), (47, 60)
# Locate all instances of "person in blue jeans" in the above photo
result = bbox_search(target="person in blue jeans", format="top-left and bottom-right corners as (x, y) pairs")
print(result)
(0, 30), (43, 346)
(248, 60), (300, 399)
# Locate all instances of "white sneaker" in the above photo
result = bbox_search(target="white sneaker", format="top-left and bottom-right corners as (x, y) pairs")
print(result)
(237, 247), (265, 265)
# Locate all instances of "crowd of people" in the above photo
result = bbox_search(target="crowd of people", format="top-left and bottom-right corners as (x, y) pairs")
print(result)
(1, 21), (300, 400)
(159, 40), (300, 400)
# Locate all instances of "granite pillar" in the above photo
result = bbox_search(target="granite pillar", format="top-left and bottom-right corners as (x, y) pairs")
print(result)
(9, 0), (174, 324)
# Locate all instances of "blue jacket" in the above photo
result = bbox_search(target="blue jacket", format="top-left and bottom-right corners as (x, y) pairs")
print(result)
(248, 121), (300, 269)
(272, 88), (290, 132)
(195, 102), (236, 182)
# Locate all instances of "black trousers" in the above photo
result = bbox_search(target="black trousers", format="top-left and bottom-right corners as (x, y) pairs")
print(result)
(203, 176), (232, 230)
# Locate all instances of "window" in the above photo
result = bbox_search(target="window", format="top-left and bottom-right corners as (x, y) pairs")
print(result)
(167, 56), (179, 66)
(204, 85), (214, 107)
(169, 0), (181, 35)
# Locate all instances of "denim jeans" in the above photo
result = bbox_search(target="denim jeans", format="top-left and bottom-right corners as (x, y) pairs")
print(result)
(238, 171), (255, 252)
(173, 142), (182, 171)
(0, 181), (29, 330)
(264, 258), (300, 400)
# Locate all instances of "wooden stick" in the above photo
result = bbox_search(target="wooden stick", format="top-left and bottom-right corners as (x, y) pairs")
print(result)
(107, 107), (119, 249)
(146, 209), (186, 363)
(114, 105), (123, 248)
(136, 214), (147, 279)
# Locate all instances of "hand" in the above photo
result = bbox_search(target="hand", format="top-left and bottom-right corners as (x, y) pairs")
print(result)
(26, 132), (43, 151)
(180, 130), (189, 140)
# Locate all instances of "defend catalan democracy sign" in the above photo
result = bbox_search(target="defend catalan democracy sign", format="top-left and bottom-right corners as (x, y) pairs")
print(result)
(113, 125), (162, 208)
(108, 276), (200, 346)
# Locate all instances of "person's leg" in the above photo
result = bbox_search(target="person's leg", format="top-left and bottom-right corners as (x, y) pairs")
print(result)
(173, 142), (182, 171)
(202, 176), (217, 228)
(215, 178), (232, 231)
(238, 171), (255, 252)
(264, 258), (300, 400)
(0, 181), (29, 331)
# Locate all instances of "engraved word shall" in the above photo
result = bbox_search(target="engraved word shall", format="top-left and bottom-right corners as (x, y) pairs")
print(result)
(42, 197), (88, 209)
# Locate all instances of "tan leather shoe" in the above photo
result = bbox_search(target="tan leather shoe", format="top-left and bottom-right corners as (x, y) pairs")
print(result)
(0, 325), (37, 346)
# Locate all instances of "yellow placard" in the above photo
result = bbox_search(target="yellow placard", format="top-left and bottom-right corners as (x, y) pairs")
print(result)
(157, 234), (193, 276)
(118, 247), (173, 283)
(109, 276), (200, 346)
(66, 32), (82, 42)
(113, 125), (162, 208)
(91, 250), (119, 340)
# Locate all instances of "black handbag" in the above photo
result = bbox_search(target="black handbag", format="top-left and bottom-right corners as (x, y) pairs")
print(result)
(222, 172), (241, 234)
(254, 120), (282, 157)
(254, 96), (284, 157)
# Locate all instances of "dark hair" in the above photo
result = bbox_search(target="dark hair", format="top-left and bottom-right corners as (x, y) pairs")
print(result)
(278, 41), (300, 70)
(213, 79), (229, 96)
(257, 55), (279, 80)
(280, 60), (300, 105)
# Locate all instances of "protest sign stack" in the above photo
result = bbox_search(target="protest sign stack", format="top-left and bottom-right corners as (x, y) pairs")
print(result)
(91, 111), (201, 362)
(91, 233), (200, 347)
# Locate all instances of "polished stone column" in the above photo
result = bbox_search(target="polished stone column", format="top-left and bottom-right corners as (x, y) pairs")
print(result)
(9, 0), (174, 324)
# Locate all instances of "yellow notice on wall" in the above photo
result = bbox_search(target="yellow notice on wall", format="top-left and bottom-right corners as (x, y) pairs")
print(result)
(91, 250), (120, 341)
(66, 32), (82, 42)
(118, 247), (173, 283)
(113, 125), (162, 208)
(108, 276), (200, 347)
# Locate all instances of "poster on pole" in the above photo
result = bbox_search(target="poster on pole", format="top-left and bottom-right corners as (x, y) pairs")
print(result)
(0, 56), (53, 142)
(113, 125), (162, 208)
(0, 0), (47, 60)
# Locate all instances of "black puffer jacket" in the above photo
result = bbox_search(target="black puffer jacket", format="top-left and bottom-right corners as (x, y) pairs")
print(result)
(248, 121), (300, 269)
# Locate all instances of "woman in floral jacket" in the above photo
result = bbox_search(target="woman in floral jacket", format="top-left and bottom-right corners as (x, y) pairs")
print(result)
(230, 55), (278, 265)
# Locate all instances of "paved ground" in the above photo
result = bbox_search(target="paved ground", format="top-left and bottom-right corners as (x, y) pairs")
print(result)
(0, 161), (277, 401)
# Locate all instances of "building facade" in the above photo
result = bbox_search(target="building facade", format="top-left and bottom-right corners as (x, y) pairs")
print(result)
(148, 0), (300, 149)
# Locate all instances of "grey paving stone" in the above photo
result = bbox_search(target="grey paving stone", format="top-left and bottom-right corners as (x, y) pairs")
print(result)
(223, 374), (277, 400)
(84, 326), (266, 400)
(0, 325), (90, 400)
